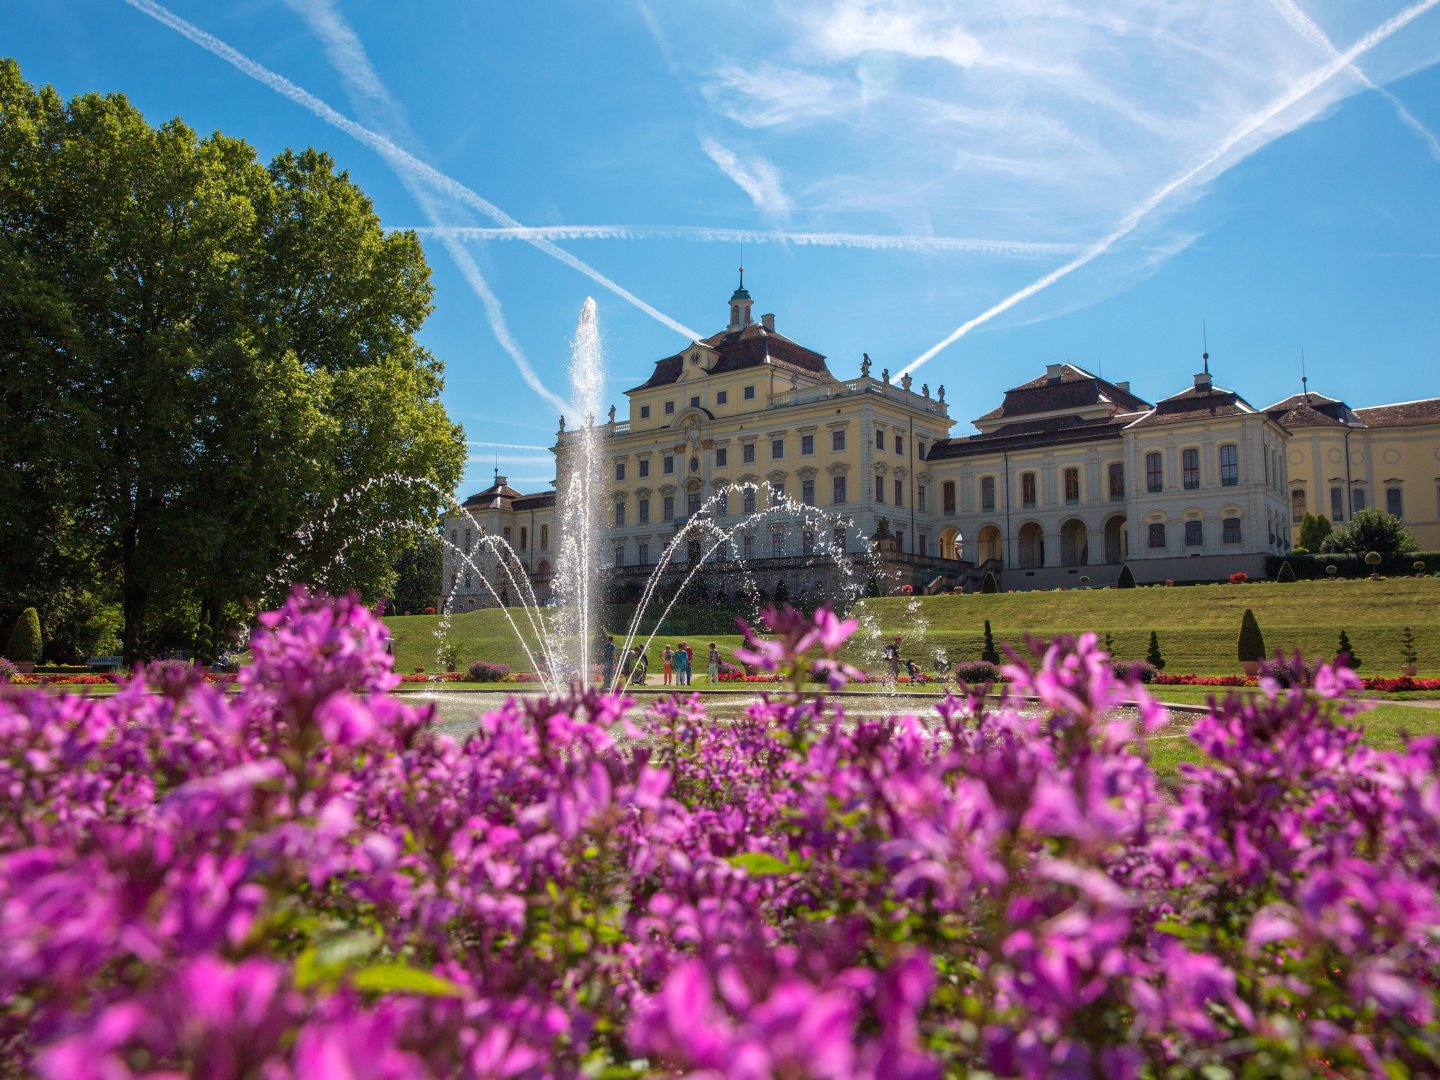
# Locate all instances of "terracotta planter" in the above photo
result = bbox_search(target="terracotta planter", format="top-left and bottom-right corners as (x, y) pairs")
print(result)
(13, 661), (34, 674)
(1241, 660), (1261, 677)
(1402, 664), (1419, 678)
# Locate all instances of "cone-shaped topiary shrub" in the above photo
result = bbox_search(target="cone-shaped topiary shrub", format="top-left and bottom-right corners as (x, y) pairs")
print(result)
(5, 608), (41, 664)
(1116, 564), (1136, 589)
(1400, 627), (1418, 667)
(1238, 608), (1266, 663)
(981, 619), (1000, 664)
(1146, 631), (1166, 671)
(1337, 629), (1360, 670)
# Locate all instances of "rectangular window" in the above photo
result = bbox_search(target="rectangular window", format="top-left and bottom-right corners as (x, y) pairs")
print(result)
(894, 478), (903, 506)
(615, 461), (626, 482)
(800, 433), (814, 455)
(771, 483), (785, 505)
(743, 385), (755, 400)
(802, 478), (815, 505)
(638, 458), (650, 478)
(613, 543), (625, 567)
(463, 527), (471, 552)
(875, 428), (884, 449)
(690, 396), (700, 409)
(715, 448), (727, 468)
(716, 390), (727, 405)
(1184, 520), (1202, 546)
(919, 533), (928, 556)
(1291, 489), (1306, 522)
(832, 476), (847, 504)
(803, 531), (815, 556)
(638, 498), (650, 524)
(831, 429), (846, 451)
(894, 434), (903, 455)
(1108, 462), (1124, 501)
(520, 527), (528, 550)
(450, 528), (458, 548)
(716, 492), (728, 515)
(637, 542), (649, 565)
(1147, 522), (1166, 549)
(875, 475), (885, 503)
(1352, 487), (1367, 512)
(1021, 472), (1036, 507)
(943, 481), (956, 514)
(1064, 467), (1079, 503)
(663, 455), (675, 474)
(981, 476), (995, 512)
(640, 405), (650, 419)
(743, 489), (756, 514)
(918, 440), (926, 459)
(1219, 444), (1239, 486)
(663, 495), (675, 520)
(771, 534), (784, 558)
(743, 443), (756, 464)
(918, 485), (927, 512)
(771, 438), (784, 459)
(1223, 517), (1242, 544)
(664, 401), (675, 415)
(688, 492), (702, 516)
(742, 534), (754, 560)
(540, 525), (549, 550)
(895, 530), (904, 551)
(1331, 486), (1344, 521)
(614, 502), (626, 527)
(833, 527), (846, 551)
(1183, 448), (1199, 489)
(503, 527), (511, 544)
(1146, 452), (1163, 493)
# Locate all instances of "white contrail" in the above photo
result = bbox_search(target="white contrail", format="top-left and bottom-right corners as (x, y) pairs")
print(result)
(405, 223), (1083, 258)
(1269, 0), (1440, 162)
(903, 0), (1440, 375)
(119, 0), (700, 342)
(468, 441), (555, 451)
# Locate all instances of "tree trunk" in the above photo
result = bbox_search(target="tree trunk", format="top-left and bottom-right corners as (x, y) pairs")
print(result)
(120, 520), (148, 667)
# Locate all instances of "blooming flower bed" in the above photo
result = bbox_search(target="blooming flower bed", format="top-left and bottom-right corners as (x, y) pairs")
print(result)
(1, 591), (1437, 1076)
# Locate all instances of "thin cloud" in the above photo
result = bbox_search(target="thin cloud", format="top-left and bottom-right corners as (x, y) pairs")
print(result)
(1268, 0), (1440, 163)
(902, 0), (1440, 375)
(119, 0), (700, 344)
(700, 138), (793, 216)
(468, 441), (555, 451)
(402, 223), (1083, 258)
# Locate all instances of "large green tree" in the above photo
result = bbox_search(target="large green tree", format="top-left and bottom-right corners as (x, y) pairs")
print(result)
(0, 61), (465, 662)
(1321, 506), (1418, 556)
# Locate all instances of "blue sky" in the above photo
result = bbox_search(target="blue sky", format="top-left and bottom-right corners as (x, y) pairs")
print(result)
(8, 0), (1440, 494)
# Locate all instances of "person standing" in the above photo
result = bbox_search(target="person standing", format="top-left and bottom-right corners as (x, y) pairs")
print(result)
(884, 635), (902, 681)
(673, 644), (689, 687)
(602, 636), (616, 688)
(662, 644), (674, 686)
(707, 642), (720, 684)
(683, 641), (695, 686)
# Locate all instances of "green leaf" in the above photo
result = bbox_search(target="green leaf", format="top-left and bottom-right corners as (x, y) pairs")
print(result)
(293, 930), (381, 989)
(727, 851), (791, 876)
(352, 963), (468, 997)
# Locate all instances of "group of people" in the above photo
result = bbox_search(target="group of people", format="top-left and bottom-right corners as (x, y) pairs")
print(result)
(883, 634), (929, 684)
(599, 637), (722, 687)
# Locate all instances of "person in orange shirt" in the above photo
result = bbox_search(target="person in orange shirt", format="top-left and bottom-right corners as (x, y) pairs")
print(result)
(662, 644), (674, 686)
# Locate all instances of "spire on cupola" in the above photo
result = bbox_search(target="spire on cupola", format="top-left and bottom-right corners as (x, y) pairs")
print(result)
(727, 265), (753, 331)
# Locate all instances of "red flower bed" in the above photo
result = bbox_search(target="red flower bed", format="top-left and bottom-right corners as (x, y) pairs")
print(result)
(1153, 673), (1255, 687)
(398, 672), (465, 683)
(1361, 676), (1440, 692)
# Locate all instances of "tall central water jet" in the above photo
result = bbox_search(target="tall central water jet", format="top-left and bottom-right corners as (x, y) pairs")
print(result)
(552, 298), (605, 680)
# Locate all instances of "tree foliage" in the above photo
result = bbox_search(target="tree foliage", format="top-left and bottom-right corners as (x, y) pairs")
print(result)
(1237, 608), (1266, 663)
(1146, 630), (1166, 671)
(5, 608), (41, 663)
(980, 619), (1000, 665)
(1298, 513), (1333, 552)
(0, 61), (465, 661)
(1321, 507), (1417, 556)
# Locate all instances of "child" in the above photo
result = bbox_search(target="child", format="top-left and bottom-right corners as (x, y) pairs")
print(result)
(707, 642), (720, 683)
(662, 644), (674, 686)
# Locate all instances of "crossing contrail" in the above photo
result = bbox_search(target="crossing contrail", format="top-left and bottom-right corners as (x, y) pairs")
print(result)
(1269, 0), (1440, 162)
(902, 0), (1440, 375)
(119, 0), (700, 343)
(406, 224), (1084, 258)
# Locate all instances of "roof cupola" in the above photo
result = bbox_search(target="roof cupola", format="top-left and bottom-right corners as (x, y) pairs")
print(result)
(727, 265), (753, 331)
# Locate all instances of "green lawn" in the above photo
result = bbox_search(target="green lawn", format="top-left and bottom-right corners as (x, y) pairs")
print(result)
(385, 578), (1440, 678)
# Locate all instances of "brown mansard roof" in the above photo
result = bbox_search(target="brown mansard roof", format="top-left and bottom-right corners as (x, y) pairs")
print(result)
(1352, 398), (1440, 427)
(1127, 380), (1260, 429)
(926, 414), (1135, 460)
(973, 363), (1151, 425)
(1263, 392), (1355, 428)
(460, 478), (555, 511)
(628, 321), (833, 392)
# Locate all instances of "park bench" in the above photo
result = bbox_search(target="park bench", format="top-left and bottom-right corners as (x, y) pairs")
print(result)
(87, 655), (123, 672)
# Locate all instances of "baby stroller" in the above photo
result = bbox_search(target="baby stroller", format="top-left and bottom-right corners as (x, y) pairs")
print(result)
(903, 658), (928, 685)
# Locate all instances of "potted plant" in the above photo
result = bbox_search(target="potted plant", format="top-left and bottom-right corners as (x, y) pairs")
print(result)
(1400, 626), (1419, 677)
(1364, 550), (1382, 578)
(1237, 608), (1265, 676)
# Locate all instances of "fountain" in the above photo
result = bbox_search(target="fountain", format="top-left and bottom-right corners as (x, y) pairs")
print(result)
(274, 298), (938, 695)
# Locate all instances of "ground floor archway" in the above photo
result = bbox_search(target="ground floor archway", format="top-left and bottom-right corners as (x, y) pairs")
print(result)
(939, 526), (963, 560)
(1018, 522), (1044, 569)
(978, 524), (1002, 563)
(1104, 515), (1128, 564)
(1060, 518), (1089, 566)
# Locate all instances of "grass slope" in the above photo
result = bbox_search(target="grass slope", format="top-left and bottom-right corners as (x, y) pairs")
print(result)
(384, 578), (1440, 677)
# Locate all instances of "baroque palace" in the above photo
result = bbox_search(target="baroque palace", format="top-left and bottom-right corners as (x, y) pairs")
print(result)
(443, 277), (1440, 608)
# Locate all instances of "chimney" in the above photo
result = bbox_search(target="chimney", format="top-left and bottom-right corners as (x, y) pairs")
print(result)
(1045, 363), (1063, 381)
(761, 312), (775, 332)
(1116, 380), (1131, 394)
(1194, 371), (1212, 390)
